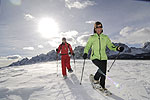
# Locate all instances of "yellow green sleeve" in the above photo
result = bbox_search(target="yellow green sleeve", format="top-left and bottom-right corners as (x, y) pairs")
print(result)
(84, 36), (93, 54)
(106, 36), (117, 51)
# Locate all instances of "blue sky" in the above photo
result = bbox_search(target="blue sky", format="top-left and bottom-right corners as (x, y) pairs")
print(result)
(0, 0), (150, 57)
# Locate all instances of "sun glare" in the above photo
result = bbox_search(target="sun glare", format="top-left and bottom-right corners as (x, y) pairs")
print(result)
(38, 18), (59, 38)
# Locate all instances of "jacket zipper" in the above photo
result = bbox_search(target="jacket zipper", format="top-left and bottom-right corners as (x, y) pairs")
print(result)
(92, 50), (94, 56)
(98, 36), (101, 60)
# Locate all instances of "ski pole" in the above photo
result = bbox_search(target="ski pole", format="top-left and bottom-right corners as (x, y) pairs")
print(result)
(108, 52), (120, 72)
(80, 59), (85, 85)
(56, 53), (59, 77)
(73, 56), (76, 73)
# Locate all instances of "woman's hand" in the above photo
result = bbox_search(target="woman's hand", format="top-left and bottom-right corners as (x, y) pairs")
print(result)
(117, 46), (124, 52)
(83, 53), (88, 59)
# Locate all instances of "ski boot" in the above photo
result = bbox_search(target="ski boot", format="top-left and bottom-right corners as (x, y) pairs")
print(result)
(68, 68), (73, 73)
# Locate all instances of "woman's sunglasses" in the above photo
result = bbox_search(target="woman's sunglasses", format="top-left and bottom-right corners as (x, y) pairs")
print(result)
(96, 26), (102, 28)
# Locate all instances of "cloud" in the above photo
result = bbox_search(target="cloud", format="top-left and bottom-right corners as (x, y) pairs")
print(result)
(60, 30), (78, 37)
(60, 30), (78, 47)
(0, 55), (22, 60)
(47, 30), (79, 48)
(85, 20), (95, 24)
(119, 26), (134, 37)
(23, 47), (34, 50)
(48, 36), (77, 48)
(48, 38), (61, 48)
(24, 14), (35, 21)
(77, 33), (91, 46)
(9, 0), (22, 6)
(38, 45), (44, 49)
(0, 55), (22, 67)
(7, 55), (22, 59)
(113, 26), (150, 45)
(65, 0), (96, 9)
(66, 37), (77, 46)
(0, 24), (9, 31)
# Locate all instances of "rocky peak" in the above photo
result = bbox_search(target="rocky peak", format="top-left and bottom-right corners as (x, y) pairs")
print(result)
(143, 42), (150, 50)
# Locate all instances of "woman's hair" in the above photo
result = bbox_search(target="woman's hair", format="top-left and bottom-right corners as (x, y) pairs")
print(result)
(93, 21), (103, 33)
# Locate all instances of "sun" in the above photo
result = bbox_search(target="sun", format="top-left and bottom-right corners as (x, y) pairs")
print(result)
(38, 17), (59, 38)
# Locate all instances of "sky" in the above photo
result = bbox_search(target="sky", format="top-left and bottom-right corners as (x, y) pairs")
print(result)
(0, 0), (150, 57)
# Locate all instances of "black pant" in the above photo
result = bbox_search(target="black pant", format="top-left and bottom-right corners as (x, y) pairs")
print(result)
(92, 59), (107, 88)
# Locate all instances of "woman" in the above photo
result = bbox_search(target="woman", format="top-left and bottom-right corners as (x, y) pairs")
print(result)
(83, 21), (124, 91)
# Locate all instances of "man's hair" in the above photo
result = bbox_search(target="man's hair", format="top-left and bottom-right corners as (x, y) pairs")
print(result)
(62, 37), (66, 40)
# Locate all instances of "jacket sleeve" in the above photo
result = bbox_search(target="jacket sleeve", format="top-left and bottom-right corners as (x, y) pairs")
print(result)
(106, 36), (117, 51)
(84, 36), (93, 54)
(57, 45), (61, 53)
(68, 44), (73, 54)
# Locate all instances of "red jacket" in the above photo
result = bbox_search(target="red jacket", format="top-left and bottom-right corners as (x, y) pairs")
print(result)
(57, 42), (73, 55)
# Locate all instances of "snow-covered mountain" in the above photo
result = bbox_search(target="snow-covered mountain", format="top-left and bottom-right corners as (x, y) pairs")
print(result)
(7, 42), (150, 67)
(107, 42), (150, 59)
(143, 42), (150, 50)
(0, 55), (22, 68)
(1, 60), (150, 100)
(74, 42), (150, 60)
(8, 50), (59, 67)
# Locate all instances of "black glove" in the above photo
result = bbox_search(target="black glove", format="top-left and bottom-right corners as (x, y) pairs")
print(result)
(83, 53), (87, 59)
(56, 49), (58, 52)
(117, 46), (124, 52)
(72, 53), (75, 56)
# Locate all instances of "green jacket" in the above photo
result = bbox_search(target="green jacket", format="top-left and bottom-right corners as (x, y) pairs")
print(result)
(84, 33), (117, 60)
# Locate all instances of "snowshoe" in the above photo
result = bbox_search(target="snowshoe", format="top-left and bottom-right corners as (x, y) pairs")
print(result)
(89, 74), (112, 96)
(63, 75), (67, 79)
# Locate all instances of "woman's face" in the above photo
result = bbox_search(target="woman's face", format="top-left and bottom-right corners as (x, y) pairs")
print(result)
(95, 24), (103, 34)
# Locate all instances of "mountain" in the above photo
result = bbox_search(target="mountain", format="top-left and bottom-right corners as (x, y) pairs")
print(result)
(143, 42), (150, 50)
(7, 42), (150, 67)
(107, 42), (150, 59)
(8, 50), (59, 67)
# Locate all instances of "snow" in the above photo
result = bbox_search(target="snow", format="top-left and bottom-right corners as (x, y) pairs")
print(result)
(0, 60), (150, 100)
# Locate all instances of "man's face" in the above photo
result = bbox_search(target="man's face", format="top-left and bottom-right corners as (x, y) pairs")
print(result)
(95, 24), (103, 34)
(62, 39), (66, 43)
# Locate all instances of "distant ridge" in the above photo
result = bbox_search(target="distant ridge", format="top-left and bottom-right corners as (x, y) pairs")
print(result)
(8, 42), (150, 67)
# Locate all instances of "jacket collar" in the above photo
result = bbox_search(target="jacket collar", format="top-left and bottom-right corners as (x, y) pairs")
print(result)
(62, 42), (67, 45)
(94, 33), (103, 37)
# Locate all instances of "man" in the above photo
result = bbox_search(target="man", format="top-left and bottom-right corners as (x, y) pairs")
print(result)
(56, 37), (75, 79)
(83, 21), (124, 91)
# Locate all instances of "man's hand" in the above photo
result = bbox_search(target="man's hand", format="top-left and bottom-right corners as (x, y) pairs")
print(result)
(72, 53), (75, 56)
